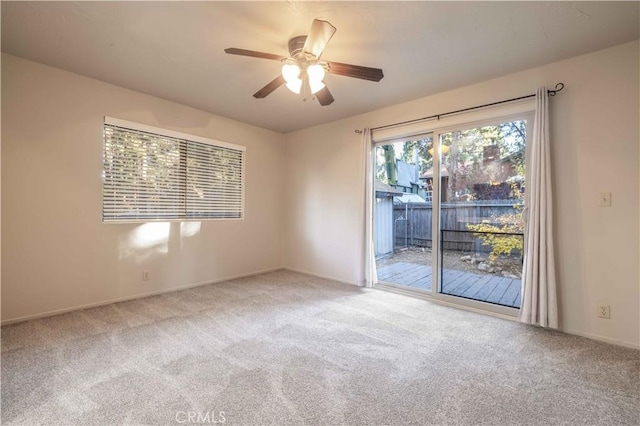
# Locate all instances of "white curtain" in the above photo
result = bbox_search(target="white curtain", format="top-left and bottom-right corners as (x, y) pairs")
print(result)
(520, 87), (558, 328)
(355, 128), (377, 288)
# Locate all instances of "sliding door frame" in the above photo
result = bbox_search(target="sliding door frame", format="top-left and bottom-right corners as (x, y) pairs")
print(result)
(372, 103), (535, 317)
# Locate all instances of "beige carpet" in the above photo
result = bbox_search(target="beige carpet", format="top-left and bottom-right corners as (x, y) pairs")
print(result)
(2, 270), (639, 425)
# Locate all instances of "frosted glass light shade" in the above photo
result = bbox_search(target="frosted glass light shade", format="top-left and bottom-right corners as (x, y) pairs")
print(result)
(309, 79), (325, 95)
(307, 64), (325, 82)
(281, 64), (301, 83)
(286, 79), (302, 94)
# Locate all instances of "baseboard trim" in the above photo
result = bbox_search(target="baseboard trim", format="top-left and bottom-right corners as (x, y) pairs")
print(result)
(282, 267), (357, 286)
(376, 283), (640, 350)
(1, 266), (283, 326)
(560, 328), (640, 350)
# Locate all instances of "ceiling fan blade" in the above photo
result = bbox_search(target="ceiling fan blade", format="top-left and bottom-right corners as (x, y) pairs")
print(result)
(253, 75), (286, 98)
(326, 61), (384, 82)
(315, 86), (335, 106)
(224, 48), (286, 61)
(303, 19), (336, 59)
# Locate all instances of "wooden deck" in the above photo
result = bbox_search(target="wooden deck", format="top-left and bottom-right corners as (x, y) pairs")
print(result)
(377, 262), (521, 308)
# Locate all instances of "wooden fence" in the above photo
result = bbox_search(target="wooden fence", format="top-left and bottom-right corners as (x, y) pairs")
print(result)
(393, 201), (522, 252)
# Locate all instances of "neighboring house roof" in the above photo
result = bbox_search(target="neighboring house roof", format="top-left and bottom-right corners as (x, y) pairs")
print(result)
(421, 167), (449, 179)
(375, 180), (403, 197)
(396, 160), (419, 187)
(394, 193), (427, 204)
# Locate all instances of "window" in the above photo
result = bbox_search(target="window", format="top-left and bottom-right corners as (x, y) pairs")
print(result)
(102, 118), (245, 221)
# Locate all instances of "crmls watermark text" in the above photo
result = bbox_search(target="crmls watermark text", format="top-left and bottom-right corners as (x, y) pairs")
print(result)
(175, 411), (226, 424)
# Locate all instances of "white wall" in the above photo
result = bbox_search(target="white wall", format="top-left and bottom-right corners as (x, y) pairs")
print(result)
(3, 41), (639, 348)
(284, 40), (640, 348)
(1, 54), (284, 322)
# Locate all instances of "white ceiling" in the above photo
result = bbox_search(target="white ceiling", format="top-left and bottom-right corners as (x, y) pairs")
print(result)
(2, 1), (638, 134)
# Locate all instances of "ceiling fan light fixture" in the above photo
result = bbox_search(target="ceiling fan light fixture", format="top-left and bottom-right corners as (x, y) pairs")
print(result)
(285, 79), (302, 94)
(307, 64), (325, 83)
(309, 79), (325, 95)
(281, 63), (301, 83)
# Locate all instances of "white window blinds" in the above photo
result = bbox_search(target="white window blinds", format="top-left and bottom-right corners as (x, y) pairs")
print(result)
(102, 118), (245, 221)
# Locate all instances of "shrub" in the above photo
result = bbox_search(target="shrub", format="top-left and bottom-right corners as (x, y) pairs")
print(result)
(466, 208), (524, 261)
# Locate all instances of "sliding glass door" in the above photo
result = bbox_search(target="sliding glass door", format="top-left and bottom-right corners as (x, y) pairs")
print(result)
(373, 114), (531, 314)
(374, 135), (434, 292)
(435, 119), (529, 310)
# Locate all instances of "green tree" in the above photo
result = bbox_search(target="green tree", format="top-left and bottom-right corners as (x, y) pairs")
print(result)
(400, 138), (434, 177)
(439, 121), (527, 199)
(382, 145), (397, 185)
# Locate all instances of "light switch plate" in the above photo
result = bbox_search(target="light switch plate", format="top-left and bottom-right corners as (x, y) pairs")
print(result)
(599, 192), (611, 207)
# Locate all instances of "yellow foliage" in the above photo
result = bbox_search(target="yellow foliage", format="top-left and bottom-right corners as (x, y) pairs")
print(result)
(466, 206), (524, 261)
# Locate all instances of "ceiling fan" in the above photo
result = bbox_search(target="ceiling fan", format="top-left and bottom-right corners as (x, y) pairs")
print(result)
(224, 19), (384, 106)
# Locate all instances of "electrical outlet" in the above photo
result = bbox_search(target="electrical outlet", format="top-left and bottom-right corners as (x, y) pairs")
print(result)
(142, 271), (150, 281)
(597, 304), (610, 319)
(599, 192), (611, 207)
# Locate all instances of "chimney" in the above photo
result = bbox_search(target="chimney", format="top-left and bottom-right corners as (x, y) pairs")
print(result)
(483, 145), (499, 165)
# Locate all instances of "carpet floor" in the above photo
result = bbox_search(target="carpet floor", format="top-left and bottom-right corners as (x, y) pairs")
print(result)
(2, 270), (638, 425)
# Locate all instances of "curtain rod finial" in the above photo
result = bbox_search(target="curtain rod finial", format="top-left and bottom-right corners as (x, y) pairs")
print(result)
(355, 129), (363, 134)
(548, 82), (564, 96)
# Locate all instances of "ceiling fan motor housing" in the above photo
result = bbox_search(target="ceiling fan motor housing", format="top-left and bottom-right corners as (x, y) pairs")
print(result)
(288, 36), (308, 58)
(287, 35), (326, 75)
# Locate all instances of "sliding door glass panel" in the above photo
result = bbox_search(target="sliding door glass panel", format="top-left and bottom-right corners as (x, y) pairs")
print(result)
(437, 120), (526, 308)
(374, 136), (434, 291)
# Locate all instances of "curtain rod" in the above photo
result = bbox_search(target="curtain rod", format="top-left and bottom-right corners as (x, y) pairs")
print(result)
(354, 83), (564, 134)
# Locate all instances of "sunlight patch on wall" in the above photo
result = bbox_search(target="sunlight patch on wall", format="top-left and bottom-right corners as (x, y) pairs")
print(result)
(180, 221), (201, 238)
(119, 222), (172, 261)
(119, 221), (203, 261)
(130, 222), (171, 250)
